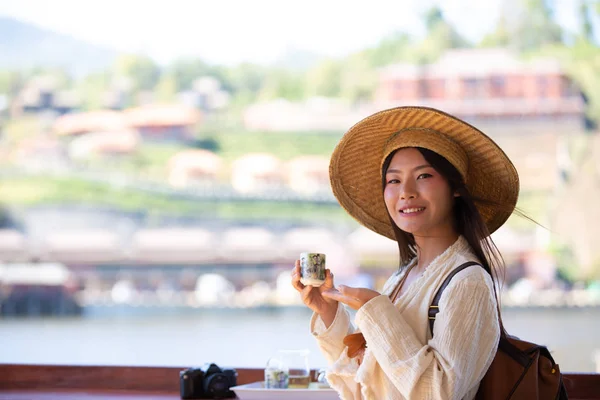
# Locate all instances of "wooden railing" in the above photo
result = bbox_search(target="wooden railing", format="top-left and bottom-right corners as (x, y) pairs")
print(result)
(0, 364), (598, 399)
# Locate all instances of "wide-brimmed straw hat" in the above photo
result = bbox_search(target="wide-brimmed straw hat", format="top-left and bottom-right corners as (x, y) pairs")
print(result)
(329, 106), (519, 240)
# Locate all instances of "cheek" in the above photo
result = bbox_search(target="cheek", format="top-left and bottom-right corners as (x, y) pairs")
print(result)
(383, 186), (396, 211)
(432, 190), (455, 214)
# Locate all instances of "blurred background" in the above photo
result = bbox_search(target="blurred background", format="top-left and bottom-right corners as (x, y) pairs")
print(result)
(0, 0), (599, 373)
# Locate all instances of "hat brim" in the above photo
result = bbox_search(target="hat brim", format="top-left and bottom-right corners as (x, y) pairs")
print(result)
(329, 106), (519, 240)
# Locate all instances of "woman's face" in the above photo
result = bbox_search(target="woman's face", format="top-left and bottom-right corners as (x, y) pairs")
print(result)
(383, 148), (457, 238)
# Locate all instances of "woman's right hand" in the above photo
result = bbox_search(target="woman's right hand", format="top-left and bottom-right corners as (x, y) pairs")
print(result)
(291, 260), (338, 326)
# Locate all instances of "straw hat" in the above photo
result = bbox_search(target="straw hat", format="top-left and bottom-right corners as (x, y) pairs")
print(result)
(329, 106), (519, 240)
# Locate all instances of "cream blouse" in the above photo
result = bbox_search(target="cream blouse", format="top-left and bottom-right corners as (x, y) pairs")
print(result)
(310, 236), (500, 400)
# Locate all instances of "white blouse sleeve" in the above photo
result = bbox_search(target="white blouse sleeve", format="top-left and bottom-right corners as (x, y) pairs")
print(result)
(310, 304), (356, 365)
(354, 270), (500, 399)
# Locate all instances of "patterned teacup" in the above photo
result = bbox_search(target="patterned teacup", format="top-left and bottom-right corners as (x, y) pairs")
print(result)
(300, 252), (326, 287)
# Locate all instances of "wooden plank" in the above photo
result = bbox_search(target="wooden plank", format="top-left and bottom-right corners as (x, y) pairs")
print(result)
(0, 364), (264, 392)
(0, 390), (179, 400)
(0, 364), (598, 399)
(563, 373), (600, 400)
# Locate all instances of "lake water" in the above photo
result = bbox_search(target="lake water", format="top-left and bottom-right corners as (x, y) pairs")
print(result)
(0, 306), (598, 373)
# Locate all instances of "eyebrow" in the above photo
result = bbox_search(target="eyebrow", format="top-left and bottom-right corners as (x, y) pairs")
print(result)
(386, 164), (432, 174)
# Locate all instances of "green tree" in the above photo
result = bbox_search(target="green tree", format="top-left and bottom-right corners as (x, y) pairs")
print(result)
(479, 0), (564, 50)
(350, 7), (469, 70)
(411, 6), (471, 63)
(169, 58), (214, 91)
(360, 32), (413, 67)
(534, 1), (600, 127)
(424, 6), (444, 32)
(513, 0), (563, 51)
(223, 63), (268, 107)
(154, 73), (178, 103)
(114, 54), (161, 92)
(579, 0), (595, 41)
(258, 69), (305, 101)
(78, 70), (112, 110)
(480, 15), (512, 47)
(0, 71), (25, 97)
(340, 55), (378, 103)
(305, 59), (342, 98)
(546, 39), (600, 126)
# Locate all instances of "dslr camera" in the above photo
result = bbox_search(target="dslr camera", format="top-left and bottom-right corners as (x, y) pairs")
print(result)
(180, 363), (237, 399)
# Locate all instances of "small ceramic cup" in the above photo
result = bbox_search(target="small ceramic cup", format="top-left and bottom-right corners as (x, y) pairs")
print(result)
(299, 252), (326, 287)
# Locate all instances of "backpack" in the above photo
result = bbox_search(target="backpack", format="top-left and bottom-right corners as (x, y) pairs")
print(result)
(429, 261), (569, 400)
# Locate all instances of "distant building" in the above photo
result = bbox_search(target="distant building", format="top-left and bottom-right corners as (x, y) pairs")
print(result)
(177, 76), (230, 113)
(101, 76), (134, 110)
(130, 228), (215, 264)
(102, 90), (128, 111)
(285, 155), (331, 195)
(193, 76), (230, 111)
(123, 104), (201, 143)
(53, 110), (127, 136)
(242, 97), (362, 132)
(14, 76), (80, 116)
(67, 129), (140, 160)
(376, 48), (584, 132)
(167, 149), (223, 187)
(231, 153), (285, 193)
(242, 49), (584, 133)
(0, 229), (29, 262)
(39, 230), (123, 264)
(11, 138), (68, 170)
(52, 105), (201, 145)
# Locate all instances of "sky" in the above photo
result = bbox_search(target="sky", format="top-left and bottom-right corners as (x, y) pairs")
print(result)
(0, 0), (586, 66)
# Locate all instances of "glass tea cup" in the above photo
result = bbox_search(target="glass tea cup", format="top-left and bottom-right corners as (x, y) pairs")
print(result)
(278, 349), (310, 389)
(264, 357), (288, 389)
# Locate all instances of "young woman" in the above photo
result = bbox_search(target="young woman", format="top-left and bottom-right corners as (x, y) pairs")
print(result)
(291, 106), (519, 399)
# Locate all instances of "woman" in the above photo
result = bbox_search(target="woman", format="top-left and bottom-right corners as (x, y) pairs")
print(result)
(291, 106), (519, 399)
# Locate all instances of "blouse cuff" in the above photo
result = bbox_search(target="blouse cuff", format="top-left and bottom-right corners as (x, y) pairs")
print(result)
(310, 303), (351, 341)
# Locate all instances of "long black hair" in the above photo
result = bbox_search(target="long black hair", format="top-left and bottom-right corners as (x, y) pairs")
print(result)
(382, 147), (508, 330)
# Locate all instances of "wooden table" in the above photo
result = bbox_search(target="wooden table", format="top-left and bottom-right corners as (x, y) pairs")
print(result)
(0, 364), (598, 399)
(0, 390), (178, 399)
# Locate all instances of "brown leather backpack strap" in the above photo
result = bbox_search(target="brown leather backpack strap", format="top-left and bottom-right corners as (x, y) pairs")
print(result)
(429, 261), (481, 336)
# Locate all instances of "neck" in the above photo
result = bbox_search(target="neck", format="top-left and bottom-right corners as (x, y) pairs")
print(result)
(413, 232), (460, 271)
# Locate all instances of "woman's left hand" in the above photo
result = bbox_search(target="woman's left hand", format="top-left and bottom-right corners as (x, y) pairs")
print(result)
(321, 285), (381, 310)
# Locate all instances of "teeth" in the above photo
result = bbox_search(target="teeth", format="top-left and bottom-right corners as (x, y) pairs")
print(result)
(402, 207), (424, 213)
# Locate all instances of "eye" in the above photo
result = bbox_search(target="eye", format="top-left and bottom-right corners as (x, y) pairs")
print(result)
(386, 178), (400, 184)
(417, 173), (432, 180)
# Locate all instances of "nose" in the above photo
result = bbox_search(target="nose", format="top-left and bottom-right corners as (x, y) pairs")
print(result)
(400, 181), (417, 200)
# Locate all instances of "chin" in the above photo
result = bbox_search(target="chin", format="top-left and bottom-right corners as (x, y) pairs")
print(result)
(397, 225), (421, 235)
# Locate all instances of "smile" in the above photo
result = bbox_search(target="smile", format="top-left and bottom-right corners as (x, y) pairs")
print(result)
(400, 207), (425, 214)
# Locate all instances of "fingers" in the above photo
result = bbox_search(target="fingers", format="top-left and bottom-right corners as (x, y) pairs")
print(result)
(339, 285), (381, 303)
(301, 284), (313, 299)
(337, 285), (363, 301)
(325, 268), (333, 283)
(319, 268), (333, 290)
(322, 289), (361, 310)
(291, 260), (305, 292)
(322, 286), (382, 310)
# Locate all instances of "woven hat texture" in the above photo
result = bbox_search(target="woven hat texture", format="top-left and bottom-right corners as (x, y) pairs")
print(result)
(329, 106), (520, 240)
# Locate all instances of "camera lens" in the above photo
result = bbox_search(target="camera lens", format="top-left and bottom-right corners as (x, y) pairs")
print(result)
(203, 373), (230, 399)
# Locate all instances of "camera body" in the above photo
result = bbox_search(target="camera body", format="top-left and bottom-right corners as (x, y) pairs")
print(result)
(180, 363), (237, 399)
